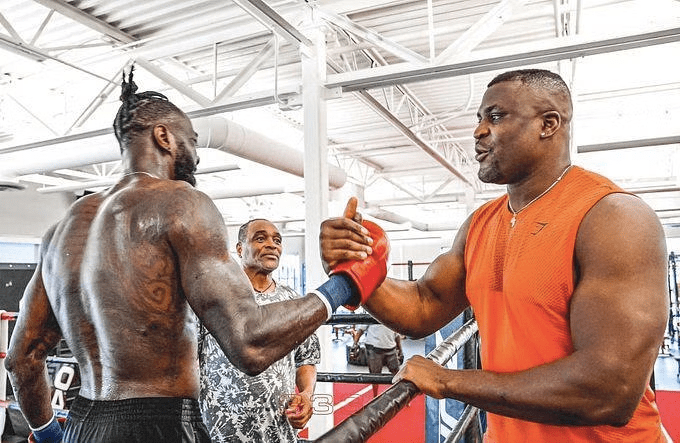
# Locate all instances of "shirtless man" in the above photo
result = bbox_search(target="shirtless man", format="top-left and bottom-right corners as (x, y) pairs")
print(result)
(5, 68), (388, 443)
(320, 69), (670, 441)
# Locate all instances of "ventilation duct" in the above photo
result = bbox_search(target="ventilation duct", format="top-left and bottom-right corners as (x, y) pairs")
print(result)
(193, 116), (346, 189)
(0, 116), (346, 191)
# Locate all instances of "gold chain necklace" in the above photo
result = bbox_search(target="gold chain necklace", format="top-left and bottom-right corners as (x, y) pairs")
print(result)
(508, 165), (572, 228)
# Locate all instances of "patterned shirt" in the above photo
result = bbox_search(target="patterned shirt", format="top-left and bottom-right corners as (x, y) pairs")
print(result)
(198, 284), (321, 443)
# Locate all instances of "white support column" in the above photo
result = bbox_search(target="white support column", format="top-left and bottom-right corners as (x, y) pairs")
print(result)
(300, 12), (333, 439)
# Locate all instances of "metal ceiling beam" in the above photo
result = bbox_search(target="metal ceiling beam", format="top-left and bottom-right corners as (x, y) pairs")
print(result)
(378, 166), (447, 178)
(436, 0), (529, 64)
(355, 89), (474, 187)
(135, 59), (212, 107)
(0, 34), (46, 62)
(315, 7), (427, 65)
(325, 56), (475, 187)
(29, 9), (55, 46)
(6, 94), (58, 136)
(32, 0), (136, 43)
(231, 0), (312, 47)
(578, 136), (680, 153)
(66, 65), (127, 134)
(0, 89), (299, 155)
(326, 27), (680, 92)
(633, 187), (680, 195)
(213, 38), (276, 104)
(0, 33), (112, 82)
(0, 12), (24, 42)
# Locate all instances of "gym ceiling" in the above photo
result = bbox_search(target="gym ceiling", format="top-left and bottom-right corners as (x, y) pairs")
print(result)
(0, 0), (678, 240)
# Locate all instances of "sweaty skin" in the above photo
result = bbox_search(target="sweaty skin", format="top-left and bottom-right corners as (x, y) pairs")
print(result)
(6, 112), (330, 430)
(320, 78), (668, 428)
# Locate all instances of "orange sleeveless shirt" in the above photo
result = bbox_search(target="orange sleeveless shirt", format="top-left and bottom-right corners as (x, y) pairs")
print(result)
(465, 167), (664, 442)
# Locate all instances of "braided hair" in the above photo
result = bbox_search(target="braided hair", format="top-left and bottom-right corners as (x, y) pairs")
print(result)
(112, 65), (185, 150)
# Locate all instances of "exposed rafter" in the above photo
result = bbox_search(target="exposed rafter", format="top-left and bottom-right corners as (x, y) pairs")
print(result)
(31, 0), (136, 43)
(436, 0), (529, 63)
(136, 59), (212, 107)
(231, 0), (312, 47)
(326, 27), (680, 92)
(316, 7), (427, 64)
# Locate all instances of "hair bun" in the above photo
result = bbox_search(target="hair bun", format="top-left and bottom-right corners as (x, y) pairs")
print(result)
(120, 65), (139, 104)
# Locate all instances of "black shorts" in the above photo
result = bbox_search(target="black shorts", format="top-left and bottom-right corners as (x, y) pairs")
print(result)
(63, 395), (211, 443)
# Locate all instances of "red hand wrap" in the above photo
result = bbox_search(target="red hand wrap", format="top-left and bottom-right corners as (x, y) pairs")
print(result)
(330, 220), (390, 310)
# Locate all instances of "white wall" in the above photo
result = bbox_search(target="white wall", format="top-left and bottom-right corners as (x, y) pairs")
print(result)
(667, 238), (680, 257)
(0, 186), (74, 242)
(389, 237), (451, 281)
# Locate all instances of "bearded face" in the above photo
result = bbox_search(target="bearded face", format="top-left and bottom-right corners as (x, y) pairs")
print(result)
(174, 139), (198, 187)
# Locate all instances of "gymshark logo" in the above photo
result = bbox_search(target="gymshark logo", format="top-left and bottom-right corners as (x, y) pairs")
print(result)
(531, 222), (548, 235)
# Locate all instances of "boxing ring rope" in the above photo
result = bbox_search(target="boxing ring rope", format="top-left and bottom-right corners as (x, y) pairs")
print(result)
(444, 404), (480, 443)
(313, 318), (479, 443)
(326, 314), (379, 325)
(316, 372), (393, 384)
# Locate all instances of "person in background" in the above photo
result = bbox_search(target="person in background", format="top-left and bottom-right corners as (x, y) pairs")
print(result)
(198, 219), (320, 442)
(352, 322), (402, 397)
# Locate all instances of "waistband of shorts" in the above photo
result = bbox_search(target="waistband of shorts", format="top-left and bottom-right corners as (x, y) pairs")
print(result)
(365, 344), (396, 352)
(68, 395), (203, 423)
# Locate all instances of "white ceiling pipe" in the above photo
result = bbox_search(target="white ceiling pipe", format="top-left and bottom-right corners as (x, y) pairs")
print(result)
(0, 134), (119, 183)
(203, 185), (291, 200)
(0, 116), (347, 190)
(193, 116), (347, 189)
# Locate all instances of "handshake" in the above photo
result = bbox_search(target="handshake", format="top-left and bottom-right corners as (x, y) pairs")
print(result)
(314, 198), (390, 313)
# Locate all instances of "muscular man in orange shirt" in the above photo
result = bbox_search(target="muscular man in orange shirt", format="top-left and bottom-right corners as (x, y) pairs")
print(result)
(320, 69), (670, 442)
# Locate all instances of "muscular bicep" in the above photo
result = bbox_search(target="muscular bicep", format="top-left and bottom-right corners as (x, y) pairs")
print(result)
(571, 194), (667, 393)
(369, 216), (471, 337)
(167, 190), (257, 324)
(416, 246), (470, 330)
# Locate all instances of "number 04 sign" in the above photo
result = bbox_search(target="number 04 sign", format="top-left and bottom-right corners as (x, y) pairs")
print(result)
(50, 365), (76, 409)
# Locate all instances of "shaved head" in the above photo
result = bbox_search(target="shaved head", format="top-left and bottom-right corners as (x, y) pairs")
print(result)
(488, 69), (573, 125)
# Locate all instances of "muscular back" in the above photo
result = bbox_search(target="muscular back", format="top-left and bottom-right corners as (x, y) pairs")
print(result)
(43, 174), (201, 400)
